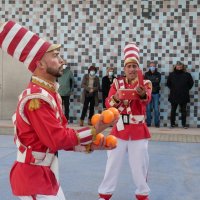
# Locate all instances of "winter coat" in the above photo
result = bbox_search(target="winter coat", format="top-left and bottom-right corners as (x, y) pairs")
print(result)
(58, 67), (74, 96)
(102, 75), (116, 99)
(144, 70), (161, 94)
(81, 74), (100, 106)
(167, 70), (194, 104)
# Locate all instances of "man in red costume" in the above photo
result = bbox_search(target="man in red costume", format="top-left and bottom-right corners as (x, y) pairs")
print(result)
(97, 43), (152, 200)
(0, 20), (116, 200)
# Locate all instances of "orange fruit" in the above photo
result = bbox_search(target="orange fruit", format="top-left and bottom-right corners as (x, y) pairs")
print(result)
(108, 107), (120, 119)
(101, 110), (115, 124)
(91, 113), (101, 126)
(93, 133), (105, 146)
(105, 135), (117, 147)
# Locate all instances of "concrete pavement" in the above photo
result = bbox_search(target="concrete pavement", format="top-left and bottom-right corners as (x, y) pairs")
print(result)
(0, 121), (200, 200)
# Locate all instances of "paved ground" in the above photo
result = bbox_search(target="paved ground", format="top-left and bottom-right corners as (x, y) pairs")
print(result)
(0, 122), (200, 200)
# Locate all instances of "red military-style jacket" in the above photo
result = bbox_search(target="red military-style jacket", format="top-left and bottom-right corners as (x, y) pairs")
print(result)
(105, 76), (152, 140)
(10, 76), (94, 196)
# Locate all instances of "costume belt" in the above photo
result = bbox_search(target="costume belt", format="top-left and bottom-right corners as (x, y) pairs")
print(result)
(15, 136), (59, 181)
(12, 113), (59, 181)
(121, 114), (145, 124)
(15, 140), (55, 167)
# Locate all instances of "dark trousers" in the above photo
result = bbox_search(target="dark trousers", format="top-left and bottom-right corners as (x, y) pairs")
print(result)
(102, 94), (107, 109)
(170, 103), (187, 126)
(80, 95), (95, 120)
(61, 96), (70, 120)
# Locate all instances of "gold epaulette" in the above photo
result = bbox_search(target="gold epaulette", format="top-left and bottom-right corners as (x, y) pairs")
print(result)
(28, 99), (41, 111)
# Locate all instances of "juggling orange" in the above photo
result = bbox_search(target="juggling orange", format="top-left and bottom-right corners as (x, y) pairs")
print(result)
(108, 107), (120, 119)
(91, 113), (101, 126)
(101, 110), (115, 124)
(93, 133), (104, 146)
(105, 135), (117, 147)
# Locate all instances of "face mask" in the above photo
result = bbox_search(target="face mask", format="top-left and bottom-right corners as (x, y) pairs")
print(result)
(63, 65), (67, 69)
(150, 66), (155, 72)
(90, 71), (95, 76)
(108, 71), (113, 76)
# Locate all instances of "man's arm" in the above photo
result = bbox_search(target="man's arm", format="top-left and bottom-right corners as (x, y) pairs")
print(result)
(70, 71), (75, 92)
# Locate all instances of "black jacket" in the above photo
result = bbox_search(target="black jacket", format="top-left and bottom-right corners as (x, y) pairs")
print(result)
(144, 70), (161, 94)
(167, 70), (194, 104)
(102, 75), (115, 98)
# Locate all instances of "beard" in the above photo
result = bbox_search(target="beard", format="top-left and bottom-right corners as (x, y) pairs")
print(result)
(46, 65), (64, 77)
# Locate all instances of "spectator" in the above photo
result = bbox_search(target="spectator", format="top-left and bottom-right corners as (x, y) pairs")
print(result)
(167, 61), (194, 129)
(80, 66), (100, 126)
(102, 67), (116, 109)
(58, 65), (74, 121)
(144, 61), (161, 127)
(97, 43), (152, 200)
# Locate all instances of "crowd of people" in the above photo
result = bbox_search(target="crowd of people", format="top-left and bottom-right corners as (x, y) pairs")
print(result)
(75, 60), (193, 129)
(56, 58), (194, 130)
(0, 20), (194, 200)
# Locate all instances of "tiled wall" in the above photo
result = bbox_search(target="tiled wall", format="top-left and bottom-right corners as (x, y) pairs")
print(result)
(0, 0), (199, 127)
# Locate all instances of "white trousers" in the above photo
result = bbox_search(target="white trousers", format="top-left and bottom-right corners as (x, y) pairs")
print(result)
(18, 187), (66, 200)
(98, 138), (150, 196)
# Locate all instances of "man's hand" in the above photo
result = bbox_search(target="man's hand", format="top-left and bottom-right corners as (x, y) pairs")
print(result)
(113, 91), (120, 102)
(136, 86), (146, 98)
(91, 136), (116, 151)
(94, 115), (119, 134)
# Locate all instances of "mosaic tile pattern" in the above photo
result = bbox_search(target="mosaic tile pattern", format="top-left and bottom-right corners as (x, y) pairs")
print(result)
(0, 0), (199, 127)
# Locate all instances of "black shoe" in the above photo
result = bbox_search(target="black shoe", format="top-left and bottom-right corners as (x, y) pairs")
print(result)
(155, 125), (160, 128)
(170, 125), (176, 128)
(183, 126), (188, 129)
(147, 124), (151, 127)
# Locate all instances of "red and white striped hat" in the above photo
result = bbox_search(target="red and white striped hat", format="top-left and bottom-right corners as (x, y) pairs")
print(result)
(0, 20), (61, 72)
(123, 42), (140, 66)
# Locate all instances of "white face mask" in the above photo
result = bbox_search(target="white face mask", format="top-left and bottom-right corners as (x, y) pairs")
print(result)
(90, 71), (95, 76)
(108, 71), (113, 76)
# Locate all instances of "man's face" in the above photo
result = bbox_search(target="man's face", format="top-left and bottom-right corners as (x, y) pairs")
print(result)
(176, 64), (183, 70)
(41, 49), (64, 77)
(124, 62), (139, 81)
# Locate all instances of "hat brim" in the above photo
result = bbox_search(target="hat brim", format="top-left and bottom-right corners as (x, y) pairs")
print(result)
(46, 44), (61, 52)
(124, 58), (139, 66)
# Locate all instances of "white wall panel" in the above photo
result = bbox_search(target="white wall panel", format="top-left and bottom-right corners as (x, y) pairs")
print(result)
(2, 53), (31, 119)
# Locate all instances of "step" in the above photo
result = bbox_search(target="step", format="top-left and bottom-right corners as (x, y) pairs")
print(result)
(0, 121), (200, 143)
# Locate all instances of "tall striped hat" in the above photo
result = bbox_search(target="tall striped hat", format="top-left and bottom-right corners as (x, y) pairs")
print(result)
(123, 42), (140, 66)
(0, 20), (61, 72)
